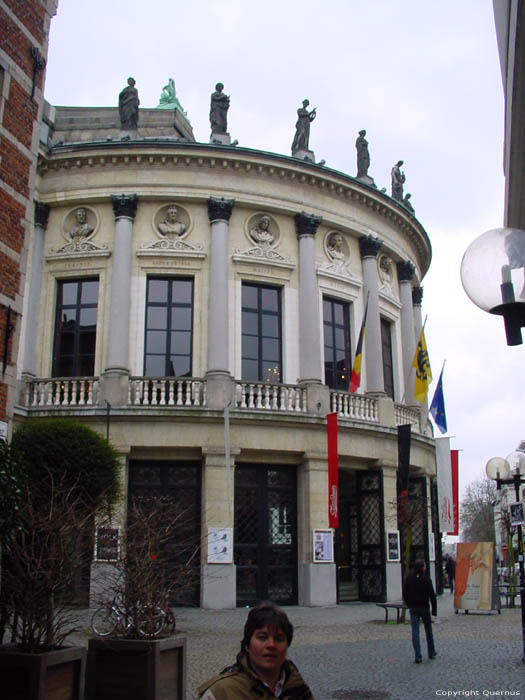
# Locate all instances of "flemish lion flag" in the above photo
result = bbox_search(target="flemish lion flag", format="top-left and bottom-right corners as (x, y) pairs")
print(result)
(412, 326), (432, 403)
(349, 300), (368, 393)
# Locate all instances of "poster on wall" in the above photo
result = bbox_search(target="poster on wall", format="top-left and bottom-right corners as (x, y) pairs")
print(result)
(386, 531), (400, 561)
(509, 501), (525, 526)
(313, 529), (334, 562)
(454, 542), (495, 612)
(207, 528), (233, 564)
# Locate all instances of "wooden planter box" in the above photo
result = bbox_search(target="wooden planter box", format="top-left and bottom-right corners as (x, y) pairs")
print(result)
(86, 634), (186, 700)
(0, 645), (86, 700)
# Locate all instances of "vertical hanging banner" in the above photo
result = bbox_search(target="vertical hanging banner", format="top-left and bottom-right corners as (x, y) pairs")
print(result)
(435, 437), (454, 532)
(327, 412), (339, 529)
(397, 424), (411, 522)
(448, 449), (459, 536)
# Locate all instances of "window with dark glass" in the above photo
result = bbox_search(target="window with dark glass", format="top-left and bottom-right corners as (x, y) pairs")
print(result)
(242, 283), (282, 383)
(144, 277), (194, 377)
(323, 297), (351, 390)
(381, 317), (394, 398)
(53, 278), (99, 376)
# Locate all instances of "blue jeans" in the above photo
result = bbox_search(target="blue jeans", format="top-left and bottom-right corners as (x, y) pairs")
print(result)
(409, 608), (435, 660)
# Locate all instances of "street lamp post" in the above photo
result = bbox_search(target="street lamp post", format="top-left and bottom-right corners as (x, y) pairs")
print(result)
(486, 453), (525, 663)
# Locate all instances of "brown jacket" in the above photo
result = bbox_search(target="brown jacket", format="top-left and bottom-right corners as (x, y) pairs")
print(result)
(197, 652), (314, 699)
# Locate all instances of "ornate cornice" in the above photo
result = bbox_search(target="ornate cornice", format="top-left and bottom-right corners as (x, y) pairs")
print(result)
(295, 211), (322, 238)
(359, 234), (382, 259)
(34, 202), (50, 228)
(207, 196), (235, 222)
(412, 286), (424, 305)
(397, 260), (416, 282)
(37, 144), (432, 273)
(111, 194), (138, 220)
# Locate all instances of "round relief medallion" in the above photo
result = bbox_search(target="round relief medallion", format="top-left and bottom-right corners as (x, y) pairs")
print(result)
(245, 213), (280, 247)
(63, 206), (98, 242)
(324, 231), (348, 262)
(153, 204), (192, 239)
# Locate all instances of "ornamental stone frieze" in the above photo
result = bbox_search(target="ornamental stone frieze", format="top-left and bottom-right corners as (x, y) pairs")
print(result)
(138, 203), (205, 259)
(232, 213), (294, 269)
(295, 211), (322, 238)
(47, 206), (110, 260)
(317, 231), (354, 280)
(207, 196), (234, 222)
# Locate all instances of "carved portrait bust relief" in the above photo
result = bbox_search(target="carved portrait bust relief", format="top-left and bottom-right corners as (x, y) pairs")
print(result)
(63, 207), (97, 242)
(154, 204), (191, 239)
(324, 231), (348, 262)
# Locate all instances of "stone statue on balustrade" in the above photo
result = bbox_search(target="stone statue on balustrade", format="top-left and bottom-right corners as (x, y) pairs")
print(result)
(157, 78), (188, 116)
(119, 77), (140, 131)
(210, 82), (231, 144)
(355, 129), (376, 186)
(291, 99), (316, 162)
(391, 160), (406, 201)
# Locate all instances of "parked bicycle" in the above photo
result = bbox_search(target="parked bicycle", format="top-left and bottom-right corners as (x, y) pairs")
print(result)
(91, 600), (166, 638)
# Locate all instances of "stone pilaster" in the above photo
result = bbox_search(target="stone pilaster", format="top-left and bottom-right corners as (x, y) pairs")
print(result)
(298, 453), (337, 606)
(101, 194), (137, 406)
(206, 197), (235, 409)
(397, 261), (417, 404)
(200, 446), (239, 609)
(359, 235), (385, 396)
(22, 202), (49, 377)
(295, 212), (324, 389)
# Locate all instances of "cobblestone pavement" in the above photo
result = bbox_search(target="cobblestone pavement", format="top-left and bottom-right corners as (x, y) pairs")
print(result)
(74, 593), (525, 699)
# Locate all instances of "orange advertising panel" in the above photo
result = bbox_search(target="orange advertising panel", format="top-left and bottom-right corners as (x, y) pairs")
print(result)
(455, 542), (494, 611)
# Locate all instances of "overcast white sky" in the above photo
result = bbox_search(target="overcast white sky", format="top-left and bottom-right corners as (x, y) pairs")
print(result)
(43, 1), (523, 509)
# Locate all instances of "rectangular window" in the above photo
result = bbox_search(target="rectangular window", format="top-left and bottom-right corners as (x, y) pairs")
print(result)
(381, 317), (394, 398)
(242, 283), (282, 383)
(144, 277), (194, 376)
(53, 278), (99, 376)
(323, 297), (351, 390)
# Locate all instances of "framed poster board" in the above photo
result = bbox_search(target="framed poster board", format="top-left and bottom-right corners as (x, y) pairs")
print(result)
(207, 528), (233, 564)
(313, 529), (334, 562)
(429, 533), (435, 562)
(510, 501), (525, 526)
(386, 530), (400, 562)
(95, 527), (119, 561)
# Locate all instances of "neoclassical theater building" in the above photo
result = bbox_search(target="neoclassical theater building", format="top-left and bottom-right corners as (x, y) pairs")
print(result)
(15, 95), (439, 608)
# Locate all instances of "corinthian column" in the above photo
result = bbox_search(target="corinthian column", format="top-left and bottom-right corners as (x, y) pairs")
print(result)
(397, 260), (416, 404)
(359, 235), (384, 395)
(23, 202), (49, 377)
(102, 195), (137, 405)
(206, 197), (235, 409)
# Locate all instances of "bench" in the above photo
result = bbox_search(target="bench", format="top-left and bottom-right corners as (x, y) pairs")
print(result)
(499, 587), (520, 607)
(376, 602), (407, 623)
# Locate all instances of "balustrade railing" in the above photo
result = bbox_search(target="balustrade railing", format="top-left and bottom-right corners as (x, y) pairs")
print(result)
(128, 377), (206, 406)
(235, 381), (307, 413)
(330, 391), (379, 422)
(25, 377), (98, 407)
(394, 404), (421, 430)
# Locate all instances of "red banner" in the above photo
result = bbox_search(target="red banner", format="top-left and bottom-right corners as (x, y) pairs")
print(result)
(327, 412), (339, 529)
(447, 449), (459, 536)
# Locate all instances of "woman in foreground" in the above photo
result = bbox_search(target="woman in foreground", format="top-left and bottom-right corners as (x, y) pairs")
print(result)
(197, 601), (315, 699)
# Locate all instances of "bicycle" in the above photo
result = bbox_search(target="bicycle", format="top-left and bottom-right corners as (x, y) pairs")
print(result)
(91, 600), (165, 638)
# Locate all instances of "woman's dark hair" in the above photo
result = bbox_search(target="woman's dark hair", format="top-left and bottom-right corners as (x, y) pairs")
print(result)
(413, 559), (426, 574)
(240, 601), (294, 655)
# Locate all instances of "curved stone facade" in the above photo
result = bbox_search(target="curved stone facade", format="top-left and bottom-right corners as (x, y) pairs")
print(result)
(16, 104), (438, 608)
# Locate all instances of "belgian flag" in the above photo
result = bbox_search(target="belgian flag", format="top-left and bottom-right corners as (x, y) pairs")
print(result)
(349, 300), (368, 393)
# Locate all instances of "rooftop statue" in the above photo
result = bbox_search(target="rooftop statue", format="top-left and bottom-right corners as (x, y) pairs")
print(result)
(402, 193), (415, 214)
(355, 129), (370, 178)
(119, 77), (139, 130)
(157, 78), (187, 116)
(391, 160), (405, 201)
(291, 99), (316, 154)
(210, 82), (230, 135)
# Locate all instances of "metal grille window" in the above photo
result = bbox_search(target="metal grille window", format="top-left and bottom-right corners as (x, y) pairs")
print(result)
(53, 278), (99, 376)
(144, 277), (193, 377)
(241, 283), (282, 383)
(323, 297), (351, 390)
(381, 317), (394, 398)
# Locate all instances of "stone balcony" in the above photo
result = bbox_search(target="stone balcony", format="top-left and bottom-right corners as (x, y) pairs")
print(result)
(17, 375), (429, 435)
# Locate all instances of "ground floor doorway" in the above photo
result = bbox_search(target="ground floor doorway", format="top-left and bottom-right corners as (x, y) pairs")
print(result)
(234, 464), (298, 606)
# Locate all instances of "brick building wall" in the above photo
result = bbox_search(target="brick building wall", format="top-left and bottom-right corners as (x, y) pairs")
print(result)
(0, 0), (58, 434)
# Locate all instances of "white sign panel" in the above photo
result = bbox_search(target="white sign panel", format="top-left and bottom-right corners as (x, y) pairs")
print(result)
(436, 437), (454, 532)
(207, 528), (233, 564)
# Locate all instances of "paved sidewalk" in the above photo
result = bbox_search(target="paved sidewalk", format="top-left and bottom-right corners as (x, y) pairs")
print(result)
(73, 593), (525, 699)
